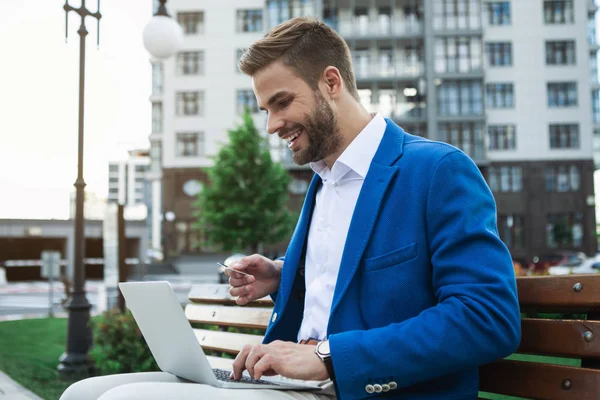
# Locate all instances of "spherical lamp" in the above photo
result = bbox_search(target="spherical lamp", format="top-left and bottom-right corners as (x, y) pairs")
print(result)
(143, 0), (184, 60)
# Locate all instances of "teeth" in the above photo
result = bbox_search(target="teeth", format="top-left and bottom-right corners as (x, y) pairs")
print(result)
(285, 130), (301, 144)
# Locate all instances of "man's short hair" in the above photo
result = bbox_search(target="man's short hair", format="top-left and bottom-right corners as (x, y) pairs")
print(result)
(238, 17), (359, 101)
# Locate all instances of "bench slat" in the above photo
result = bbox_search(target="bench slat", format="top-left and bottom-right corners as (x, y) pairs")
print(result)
(188, 284), (274, 307)
(479, 359), (600, 400)
(519, 318), (600, 358)
(186, 304), (270, 330)
(193, 328), (264, 354)
(517, 275), (600, 312)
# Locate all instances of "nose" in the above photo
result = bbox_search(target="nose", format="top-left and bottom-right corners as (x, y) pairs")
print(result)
(266, 113), (285, 136)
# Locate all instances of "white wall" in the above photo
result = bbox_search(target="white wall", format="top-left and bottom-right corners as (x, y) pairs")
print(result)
(485, 0), (594, 162)
(163, 0), (267, 169)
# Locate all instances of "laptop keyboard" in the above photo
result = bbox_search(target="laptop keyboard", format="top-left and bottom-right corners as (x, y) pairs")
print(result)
(212, 368), (278, 385)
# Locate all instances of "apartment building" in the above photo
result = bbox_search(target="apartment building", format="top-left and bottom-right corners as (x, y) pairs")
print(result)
(107, 149), (150, 221)
(149, 0), (598, 261)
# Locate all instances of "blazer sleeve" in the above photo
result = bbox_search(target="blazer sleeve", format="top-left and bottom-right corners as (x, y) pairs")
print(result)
(329, 150), (521, 399)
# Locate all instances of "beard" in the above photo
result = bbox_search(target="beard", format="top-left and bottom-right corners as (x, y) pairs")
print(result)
(288, 91), (341, 166)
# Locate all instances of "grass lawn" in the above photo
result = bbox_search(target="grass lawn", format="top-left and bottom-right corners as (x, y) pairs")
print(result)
(0, 317), (78, 400)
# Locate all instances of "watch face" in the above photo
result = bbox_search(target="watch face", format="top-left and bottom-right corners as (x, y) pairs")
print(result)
(318, 340), (330, 355)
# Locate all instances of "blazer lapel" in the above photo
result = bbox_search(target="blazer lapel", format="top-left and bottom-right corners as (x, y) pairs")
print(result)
(329, 120), (405, 318)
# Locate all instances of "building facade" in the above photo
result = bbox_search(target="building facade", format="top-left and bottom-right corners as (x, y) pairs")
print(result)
(107, 149), (151, 221)
(149, 0), (599, 261)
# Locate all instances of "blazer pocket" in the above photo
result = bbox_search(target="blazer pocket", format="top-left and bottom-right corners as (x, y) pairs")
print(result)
(364, 242), (417, 272)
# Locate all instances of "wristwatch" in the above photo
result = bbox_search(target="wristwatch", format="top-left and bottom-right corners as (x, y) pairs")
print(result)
(315, 340), (336, 381)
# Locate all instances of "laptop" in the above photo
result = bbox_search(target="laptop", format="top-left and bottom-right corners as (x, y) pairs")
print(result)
(118, 281), (324, 390)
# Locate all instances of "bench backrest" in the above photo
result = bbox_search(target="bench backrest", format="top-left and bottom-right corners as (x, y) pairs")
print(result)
(185, 275), (600, 399)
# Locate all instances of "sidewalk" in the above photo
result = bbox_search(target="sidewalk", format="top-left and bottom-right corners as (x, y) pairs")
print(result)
(0, 371), (43, 400)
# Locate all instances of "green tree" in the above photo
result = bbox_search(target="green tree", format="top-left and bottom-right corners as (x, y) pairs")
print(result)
(193, 110), (296, 254)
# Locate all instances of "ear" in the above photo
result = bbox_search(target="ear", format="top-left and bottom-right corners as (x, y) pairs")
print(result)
(321, 66), (343, 99)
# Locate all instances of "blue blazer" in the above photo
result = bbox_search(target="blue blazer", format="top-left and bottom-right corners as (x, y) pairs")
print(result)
(263, 119), (521, 399)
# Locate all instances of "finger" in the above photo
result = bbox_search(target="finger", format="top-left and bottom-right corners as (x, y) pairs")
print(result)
(236, 294), (251, 306)
(228, 283), (252, 298)
(253, 354), (278, 380)
(228, 274), (255, 288)
(232, 345), (252, 381)
(245, 345), (265, 379)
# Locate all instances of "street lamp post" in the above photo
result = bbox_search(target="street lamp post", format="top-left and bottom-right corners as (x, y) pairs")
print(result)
(57, 0), (101, 378)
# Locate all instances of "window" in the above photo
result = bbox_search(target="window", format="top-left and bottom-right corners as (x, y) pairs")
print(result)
(176, 51), (204, 75)
(590, 55), (598, 82)
(438, 80), (483, 116)
(593, 90), (600, 123)
(237, 9), (263, 32)
(546, 213), (583, 248)
(150, 142), (161, 171)
(432, 0), (481, 31)
(135, 165), (146, 173)
(545, 41), (576, 65)
(488, 166), (523, 192)
(435, 37), (482, 73)
(176, 92), (204, 116)
(549, 124), (579, 149)
(109, 164), (119, 173)
(152, 102), (162, 133)
(176, 132), (204, 157)
(485, 42), (512, 66)
(484, 2), (511, 25)
(543, 1), (574, 24)
(235, 49), (245, 73)
(547, 82), (577, 107)
(323, 7), (338, 30)
(498, 215), (524, 248)
(237, 90), (259, 115)
(267, 0), (315, 28)
(488, 125), (516, 150)
(151, 62), (163, 96)
(486, 83), (514, 108)
(439, 122), (484, 159)
(545, 165), (581, 192)
(177, 12), (204, 34)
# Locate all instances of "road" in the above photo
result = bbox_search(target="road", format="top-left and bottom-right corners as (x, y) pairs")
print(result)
(0, 273), (221, 319)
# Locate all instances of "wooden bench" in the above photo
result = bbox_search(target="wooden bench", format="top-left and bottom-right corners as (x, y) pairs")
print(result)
(185, 275), (600, 399)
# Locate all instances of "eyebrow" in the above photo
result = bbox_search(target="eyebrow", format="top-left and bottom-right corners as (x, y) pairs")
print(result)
(258, 91), (293, 112)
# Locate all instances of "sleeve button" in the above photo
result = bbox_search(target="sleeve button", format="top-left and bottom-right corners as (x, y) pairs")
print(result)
(365, 384), (375, 394)
(381, 384), (390, 392)
(389, 381), (398, 390)
(373, 384), (382, 393)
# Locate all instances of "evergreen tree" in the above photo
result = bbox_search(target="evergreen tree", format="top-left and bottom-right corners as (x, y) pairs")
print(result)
(193, 110), (296, 254)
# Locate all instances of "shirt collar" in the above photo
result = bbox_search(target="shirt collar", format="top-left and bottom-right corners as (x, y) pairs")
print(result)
(310, 113), (386, 181)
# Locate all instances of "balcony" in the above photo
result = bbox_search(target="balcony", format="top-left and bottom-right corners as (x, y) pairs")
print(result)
(338, 17), (423, 39)
(364, 102), (426, 123)
(353, 62), (424, 81)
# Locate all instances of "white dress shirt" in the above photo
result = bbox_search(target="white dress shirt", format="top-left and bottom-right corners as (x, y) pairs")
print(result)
(297, 113), (386, 342)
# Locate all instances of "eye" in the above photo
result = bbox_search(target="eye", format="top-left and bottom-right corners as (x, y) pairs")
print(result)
(278, 98), (292, 108)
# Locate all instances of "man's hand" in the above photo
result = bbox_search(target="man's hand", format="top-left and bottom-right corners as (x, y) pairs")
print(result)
(231, 341), (329, 381)
(227, 254), (282, 305)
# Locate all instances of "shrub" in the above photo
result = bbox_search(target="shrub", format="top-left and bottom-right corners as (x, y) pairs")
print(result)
(90, 308), (159, 375)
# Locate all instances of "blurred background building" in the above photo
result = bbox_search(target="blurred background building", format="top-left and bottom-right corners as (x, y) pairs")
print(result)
(147, 0), (599, 263)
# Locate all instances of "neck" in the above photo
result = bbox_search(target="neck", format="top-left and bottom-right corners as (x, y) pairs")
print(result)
(322, 97), (373, 169)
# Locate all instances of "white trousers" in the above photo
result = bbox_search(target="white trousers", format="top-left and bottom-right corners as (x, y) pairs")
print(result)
(59, 372), (337, 400)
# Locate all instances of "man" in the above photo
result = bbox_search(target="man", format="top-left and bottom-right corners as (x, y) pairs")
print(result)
(60, 17), (520, 400)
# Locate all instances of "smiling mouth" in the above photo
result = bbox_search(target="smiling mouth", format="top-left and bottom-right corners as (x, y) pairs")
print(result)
(285, 129), (302, 148)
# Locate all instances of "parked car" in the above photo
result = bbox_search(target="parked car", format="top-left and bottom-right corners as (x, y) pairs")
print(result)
(528, 252), (586, 274)
(548, 256), (600, 276)
(218, 253), (246, 283)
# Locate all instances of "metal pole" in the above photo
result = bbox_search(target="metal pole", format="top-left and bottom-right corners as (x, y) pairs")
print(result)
(58, 0), (101, 378)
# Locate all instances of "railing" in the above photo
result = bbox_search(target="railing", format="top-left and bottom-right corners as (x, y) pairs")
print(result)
(338, 17), (423, 38)
(353, 62), (424, 79)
